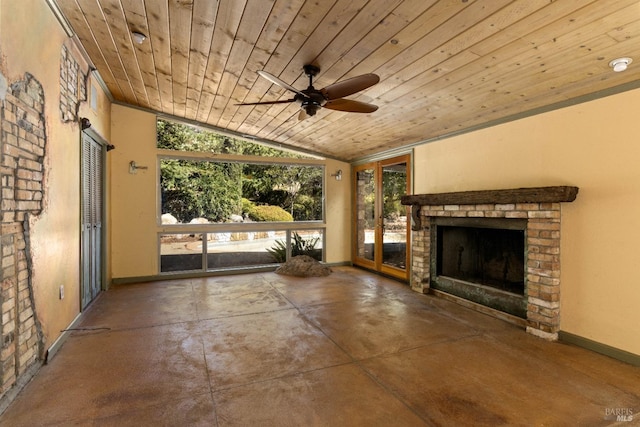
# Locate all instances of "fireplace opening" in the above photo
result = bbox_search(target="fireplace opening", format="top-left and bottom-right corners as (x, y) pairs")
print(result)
(431, 218), (527, 318)
(437, 226), (525, 294)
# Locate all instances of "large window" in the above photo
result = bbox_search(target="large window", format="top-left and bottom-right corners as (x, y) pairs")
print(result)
(160, 158), (323, 224)
(157, 119), (325, 273)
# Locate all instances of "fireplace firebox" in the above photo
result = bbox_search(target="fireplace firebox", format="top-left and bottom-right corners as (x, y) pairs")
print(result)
(432, 218), (527, 318)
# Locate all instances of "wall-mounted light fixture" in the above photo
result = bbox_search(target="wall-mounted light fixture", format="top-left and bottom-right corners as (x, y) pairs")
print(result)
(609, 57), (633, 72)
(80, 117), (91, 130)
(129, 161), (148, 174)
(331, 169), (343, 181)
(131, 31), (147, 45)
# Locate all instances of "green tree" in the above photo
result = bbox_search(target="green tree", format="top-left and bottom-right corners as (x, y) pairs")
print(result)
(157, 119), (230, 152)
(242, 164), (322, 220)
(382, 167), (407, 219)
(157, 119), (324, 223)
(161, 159), (242, 222)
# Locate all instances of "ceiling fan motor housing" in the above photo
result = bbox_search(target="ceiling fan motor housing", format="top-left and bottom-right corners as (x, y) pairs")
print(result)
(301, 90), (327, 116)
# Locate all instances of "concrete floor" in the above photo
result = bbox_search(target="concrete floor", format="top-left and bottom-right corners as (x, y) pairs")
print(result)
(1, 267), (638, 426)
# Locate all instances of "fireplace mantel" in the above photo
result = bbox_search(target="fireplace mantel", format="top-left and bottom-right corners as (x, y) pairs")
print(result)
(401, 186), (578, 231)
(401, 185), (579, 340)
(401, 186), (578, 206)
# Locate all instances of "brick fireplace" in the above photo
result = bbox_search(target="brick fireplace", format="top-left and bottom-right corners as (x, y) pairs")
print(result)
(401, 187), (578, 340)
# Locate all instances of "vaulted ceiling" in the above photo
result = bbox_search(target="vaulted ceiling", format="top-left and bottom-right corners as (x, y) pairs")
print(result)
(55, 0), (640, 161)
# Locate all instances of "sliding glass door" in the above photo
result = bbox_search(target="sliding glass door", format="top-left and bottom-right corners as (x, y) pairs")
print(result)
(353, 155), (411, 280)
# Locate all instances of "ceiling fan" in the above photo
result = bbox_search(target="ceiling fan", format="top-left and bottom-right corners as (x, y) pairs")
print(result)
(237, 65), (380, 120)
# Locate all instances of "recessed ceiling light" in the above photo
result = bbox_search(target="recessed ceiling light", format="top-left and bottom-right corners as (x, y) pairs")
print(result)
(132, 31), (147, 44)
(609, 57), (632, 72)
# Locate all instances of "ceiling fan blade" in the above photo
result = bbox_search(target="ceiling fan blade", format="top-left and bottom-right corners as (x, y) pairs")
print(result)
(235, 99), (296, 106)
(324, 99), (378, 113)
(257, 71), (306, 97)
(322, 73), (380, 100)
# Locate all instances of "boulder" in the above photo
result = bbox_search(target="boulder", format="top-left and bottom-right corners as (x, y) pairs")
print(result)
(161, 213), (178, 224)
(229, 214), (244, 223)
(275, 255), (332, 277)
(189, 217), (209, 224)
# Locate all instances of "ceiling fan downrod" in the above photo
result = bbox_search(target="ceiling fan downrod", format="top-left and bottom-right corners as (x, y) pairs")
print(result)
(302, 64), (322, 116)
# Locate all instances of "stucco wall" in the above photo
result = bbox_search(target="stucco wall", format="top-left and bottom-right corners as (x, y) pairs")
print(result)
(324, 159), (351, 263)
(109, 106), (159, 278)
(413, 88), (640, 356)
(109, 105), (351, 279)
(0, 0), (111, 357)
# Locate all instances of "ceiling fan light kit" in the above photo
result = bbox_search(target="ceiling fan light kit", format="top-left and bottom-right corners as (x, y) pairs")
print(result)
(237, 64), (380, 119)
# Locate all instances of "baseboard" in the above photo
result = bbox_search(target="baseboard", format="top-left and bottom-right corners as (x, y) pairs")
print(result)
(558, 331), (640, 367)
(45, 311), (83, 363)
(112, 261), (353, 285)
(112, 265), (279, 285)
(325, 261), (353, 267)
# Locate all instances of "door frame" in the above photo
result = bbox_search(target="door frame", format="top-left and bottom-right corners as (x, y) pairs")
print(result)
(352, 153), (411, 281)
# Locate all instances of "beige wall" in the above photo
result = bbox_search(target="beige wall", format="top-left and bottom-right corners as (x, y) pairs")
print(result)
(109, 106), (159, 278)
(0, 0), (111, 350)
(324, 160), (351, 263)
(414, 88), (640, 356)
(109, 105), (352, 278)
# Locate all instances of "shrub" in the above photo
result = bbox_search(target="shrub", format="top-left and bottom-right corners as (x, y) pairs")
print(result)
(248, 205), (293, 222)
(160, 158), (242, 223)
(292, 194), (320, 221)
(266, 239), (288, 263)
(267, 232), (320, 262)
(241, 198), (255, 216)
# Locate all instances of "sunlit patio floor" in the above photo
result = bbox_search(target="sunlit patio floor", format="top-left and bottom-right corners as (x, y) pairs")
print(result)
(1, 267), (638, 426)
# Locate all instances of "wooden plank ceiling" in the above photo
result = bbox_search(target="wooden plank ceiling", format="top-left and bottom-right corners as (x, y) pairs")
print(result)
(57, 0), (640, 161)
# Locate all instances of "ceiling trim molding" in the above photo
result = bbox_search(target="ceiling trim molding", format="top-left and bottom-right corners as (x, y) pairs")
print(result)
(351, 146), (414, 166)
(90, 69), (114, 103)
(46, 0), (75, 38)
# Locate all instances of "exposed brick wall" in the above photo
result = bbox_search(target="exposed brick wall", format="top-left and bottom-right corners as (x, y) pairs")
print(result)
(60, 45), (87, 123)
(411, 202), (562, 340)
(0, 73), (46, 397)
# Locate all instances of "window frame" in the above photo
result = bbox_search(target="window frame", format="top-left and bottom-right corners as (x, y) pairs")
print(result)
(155, 118), (329, 275)
(156, 152), (327, 274)
(157, 227), (326, 274)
